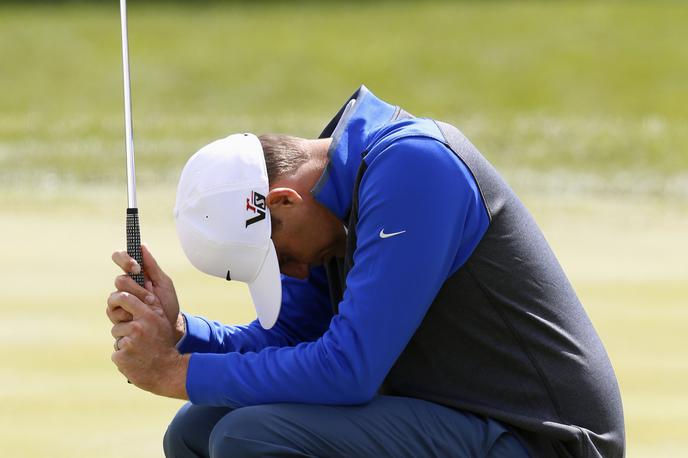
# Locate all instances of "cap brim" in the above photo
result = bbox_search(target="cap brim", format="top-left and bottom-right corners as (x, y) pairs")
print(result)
(248, 241), (282, 329)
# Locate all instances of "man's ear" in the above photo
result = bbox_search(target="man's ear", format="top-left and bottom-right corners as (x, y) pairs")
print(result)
(266, 188), (302, 210)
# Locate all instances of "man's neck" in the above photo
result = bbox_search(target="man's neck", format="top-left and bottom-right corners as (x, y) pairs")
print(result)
(306, 137), (333, 175)
(270, 138), (332, 197)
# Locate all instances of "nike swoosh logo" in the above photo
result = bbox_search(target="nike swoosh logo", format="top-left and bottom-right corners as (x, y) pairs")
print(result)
(379, 229), (406, 239)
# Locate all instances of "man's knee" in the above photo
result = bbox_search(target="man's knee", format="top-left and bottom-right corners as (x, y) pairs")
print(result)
(164, 403), (231, 458)
(162, 404), (190, 458)
(209, 405), (306, 458)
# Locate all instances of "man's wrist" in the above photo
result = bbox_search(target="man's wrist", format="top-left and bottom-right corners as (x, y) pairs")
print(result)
(174, 313), (187, 344)
(159, 351), (190, 400)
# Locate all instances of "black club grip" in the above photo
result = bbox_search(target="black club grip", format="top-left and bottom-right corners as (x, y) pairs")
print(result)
(126, 208), (145, 287)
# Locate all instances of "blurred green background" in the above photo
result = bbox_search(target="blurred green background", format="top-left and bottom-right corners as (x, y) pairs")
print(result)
(0, 1), (686, 456)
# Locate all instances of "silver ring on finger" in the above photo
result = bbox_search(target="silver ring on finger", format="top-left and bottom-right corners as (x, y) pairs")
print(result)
(114, 336), (123, 351)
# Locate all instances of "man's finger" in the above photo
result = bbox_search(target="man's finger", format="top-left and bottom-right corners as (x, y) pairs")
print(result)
(106, 304), (133, 324)
(112, 250), (141, 275)
(141, 244), (164, 283)
(112, 335), (133, 352)
(107, 291), (147, 319)
(115, 274), (154, 303)
(111, 321), (131, 338)
(111, 320), (142, 339)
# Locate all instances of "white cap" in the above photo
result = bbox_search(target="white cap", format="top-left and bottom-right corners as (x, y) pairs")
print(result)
(174, 133), (281, 329)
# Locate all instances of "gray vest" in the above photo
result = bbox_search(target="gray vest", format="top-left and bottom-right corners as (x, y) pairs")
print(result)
(324, 117), (625, 458)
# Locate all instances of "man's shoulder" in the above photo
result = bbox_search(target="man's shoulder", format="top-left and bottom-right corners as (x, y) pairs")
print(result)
(361, 117), (468, 182)
(364, 117), (447, 163)
(357, 116), (486, 220)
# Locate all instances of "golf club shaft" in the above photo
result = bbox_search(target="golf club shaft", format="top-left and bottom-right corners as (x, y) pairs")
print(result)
(120, 0), (144, 287)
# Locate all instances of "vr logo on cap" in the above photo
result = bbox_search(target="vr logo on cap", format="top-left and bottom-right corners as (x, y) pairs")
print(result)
(246, 191), (266, 227)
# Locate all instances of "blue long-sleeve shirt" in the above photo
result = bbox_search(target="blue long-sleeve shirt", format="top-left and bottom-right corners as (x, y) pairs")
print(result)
(177, 86), (489, 407)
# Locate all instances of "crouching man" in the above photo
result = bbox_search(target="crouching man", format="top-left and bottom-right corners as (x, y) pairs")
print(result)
(108, 86), (624, 457)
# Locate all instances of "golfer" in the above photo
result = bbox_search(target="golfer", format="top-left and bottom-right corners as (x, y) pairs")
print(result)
(108, 86), (625, 457)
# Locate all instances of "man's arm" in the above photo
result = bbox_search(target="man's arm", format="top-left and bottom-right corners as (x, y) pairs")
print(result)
(109, 257), (333, 396)
(183, 137), (489, 407)
(177, 267), (333, 354)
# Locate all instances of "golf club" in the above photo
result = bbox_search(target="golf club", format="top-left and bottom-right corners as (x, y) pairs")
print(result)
(119, 0), (144, 287)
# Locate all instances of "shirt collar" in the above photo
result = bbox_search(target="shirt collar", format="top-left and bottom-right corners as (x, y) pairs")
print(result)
(311, 85), (397, 221)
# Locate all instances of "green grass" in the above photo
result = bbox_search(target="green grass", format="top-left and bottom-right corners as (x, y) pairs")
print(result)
(0, 1), (687, 190)
(0, 1), (686, 456)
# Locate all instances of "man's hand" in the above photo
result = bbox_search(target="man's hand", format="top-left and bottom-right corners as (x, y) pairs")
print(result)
(110, 244), (185, 343)
(108, 289), (190, 399)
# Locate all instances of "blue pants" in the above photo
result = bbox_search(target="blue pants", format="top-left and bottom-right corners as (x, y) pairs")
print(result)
(163, 396), (530, 457)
